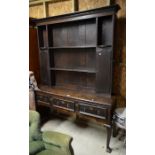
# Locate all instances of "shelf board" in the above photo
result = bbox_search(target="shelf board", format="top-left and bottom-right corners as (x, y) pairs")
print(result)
(50, 67), (96, 73)
(98, 45), (112, 48)
(40, 45), (111, 50)
(49, 45), (96, 49)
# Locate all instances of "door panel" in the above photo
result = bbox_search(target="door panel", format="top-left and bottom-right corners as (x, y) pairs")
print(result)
(96, 47), (112, 94)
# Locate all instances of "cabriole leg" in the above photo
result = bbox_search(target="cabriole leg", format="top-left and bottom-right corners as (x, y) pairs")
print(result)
(106, 126), (112, 153)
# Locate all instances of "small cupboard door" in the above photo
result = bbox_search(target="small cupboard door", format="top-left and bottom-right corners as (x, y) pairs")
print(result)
(96, 47), (112, 94)
(39, 50), (50, 85)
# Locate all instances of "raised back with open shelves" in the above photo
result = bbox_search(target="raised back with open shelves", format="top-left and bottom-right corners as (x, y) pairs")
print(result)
(36, 5), (119, 96)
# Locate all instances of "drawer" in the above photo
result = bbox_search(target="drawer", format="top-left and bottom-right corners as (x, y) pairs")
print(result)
(36, 93), (49, 103)
(52, 98), (75, 111)
(78, 103), (108, 120)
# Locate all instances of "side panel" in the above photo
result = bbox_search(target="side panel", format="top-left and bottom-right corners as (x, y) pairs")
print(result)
(39, 49), (50, 85)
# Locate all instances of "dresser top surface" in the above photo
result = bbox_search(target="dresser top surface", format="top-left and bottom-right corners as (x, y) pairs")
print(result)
(36, 85), (115, 106)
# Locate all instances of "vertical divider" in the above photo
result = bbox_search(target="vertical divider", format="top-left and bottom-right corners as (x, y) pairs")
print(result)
(36, 26), (41, 48)
(95, 17), (98, 47)
(95, 17), (98, 92)
(46, 25), (52, 86)
(111, 14), (116, 94)
(111, 15), (116, 59)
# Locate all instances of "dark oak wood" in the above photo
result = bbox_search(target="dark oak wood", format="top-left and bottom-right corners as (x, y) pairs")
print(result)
(33, 4), (120, 153)
(35, 85), (114, 123)
(36, 85), (113, 104)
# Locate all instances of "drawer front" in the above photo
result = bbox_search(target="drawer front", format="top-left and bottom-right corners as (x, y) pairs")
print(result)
(36, 94), (49, 103)
(52, 98), (75, 111)
(36, 92), (49, 104)
(78, 103), (108, 120)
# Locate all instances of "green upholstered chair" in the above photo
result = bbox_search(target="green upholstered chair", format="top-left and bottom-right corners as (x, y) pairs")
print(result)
(29, 110), (73, 155)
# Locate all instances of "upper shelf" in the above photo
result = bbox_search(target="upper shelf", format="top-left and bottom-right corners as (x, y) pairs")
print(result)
(39, 45), (112, 50)
(50, 67), (96, 73)
(49, 45), (96, 49)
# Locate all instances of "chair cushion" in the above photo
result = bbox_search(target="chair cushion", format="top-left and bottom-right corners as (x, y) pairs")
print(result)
(29, 140), (45, 155)
(42, 131), (72, 147)
(44, 142), (62, 154)
(36, 149), (64, 155)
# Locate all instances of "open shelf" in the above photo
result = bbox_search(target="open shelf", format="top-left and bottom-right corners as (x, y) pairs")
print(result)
(97, 16), (113, 46)
(48, 18), (96, 47)
(49, 48), (96, 71)
(50, 67), (96, 73)
(50, 70), (96, 91)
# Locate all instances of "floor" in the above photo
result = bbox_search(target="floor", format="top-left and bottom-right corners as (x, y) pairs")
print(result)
(41, 116), (126, 155)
